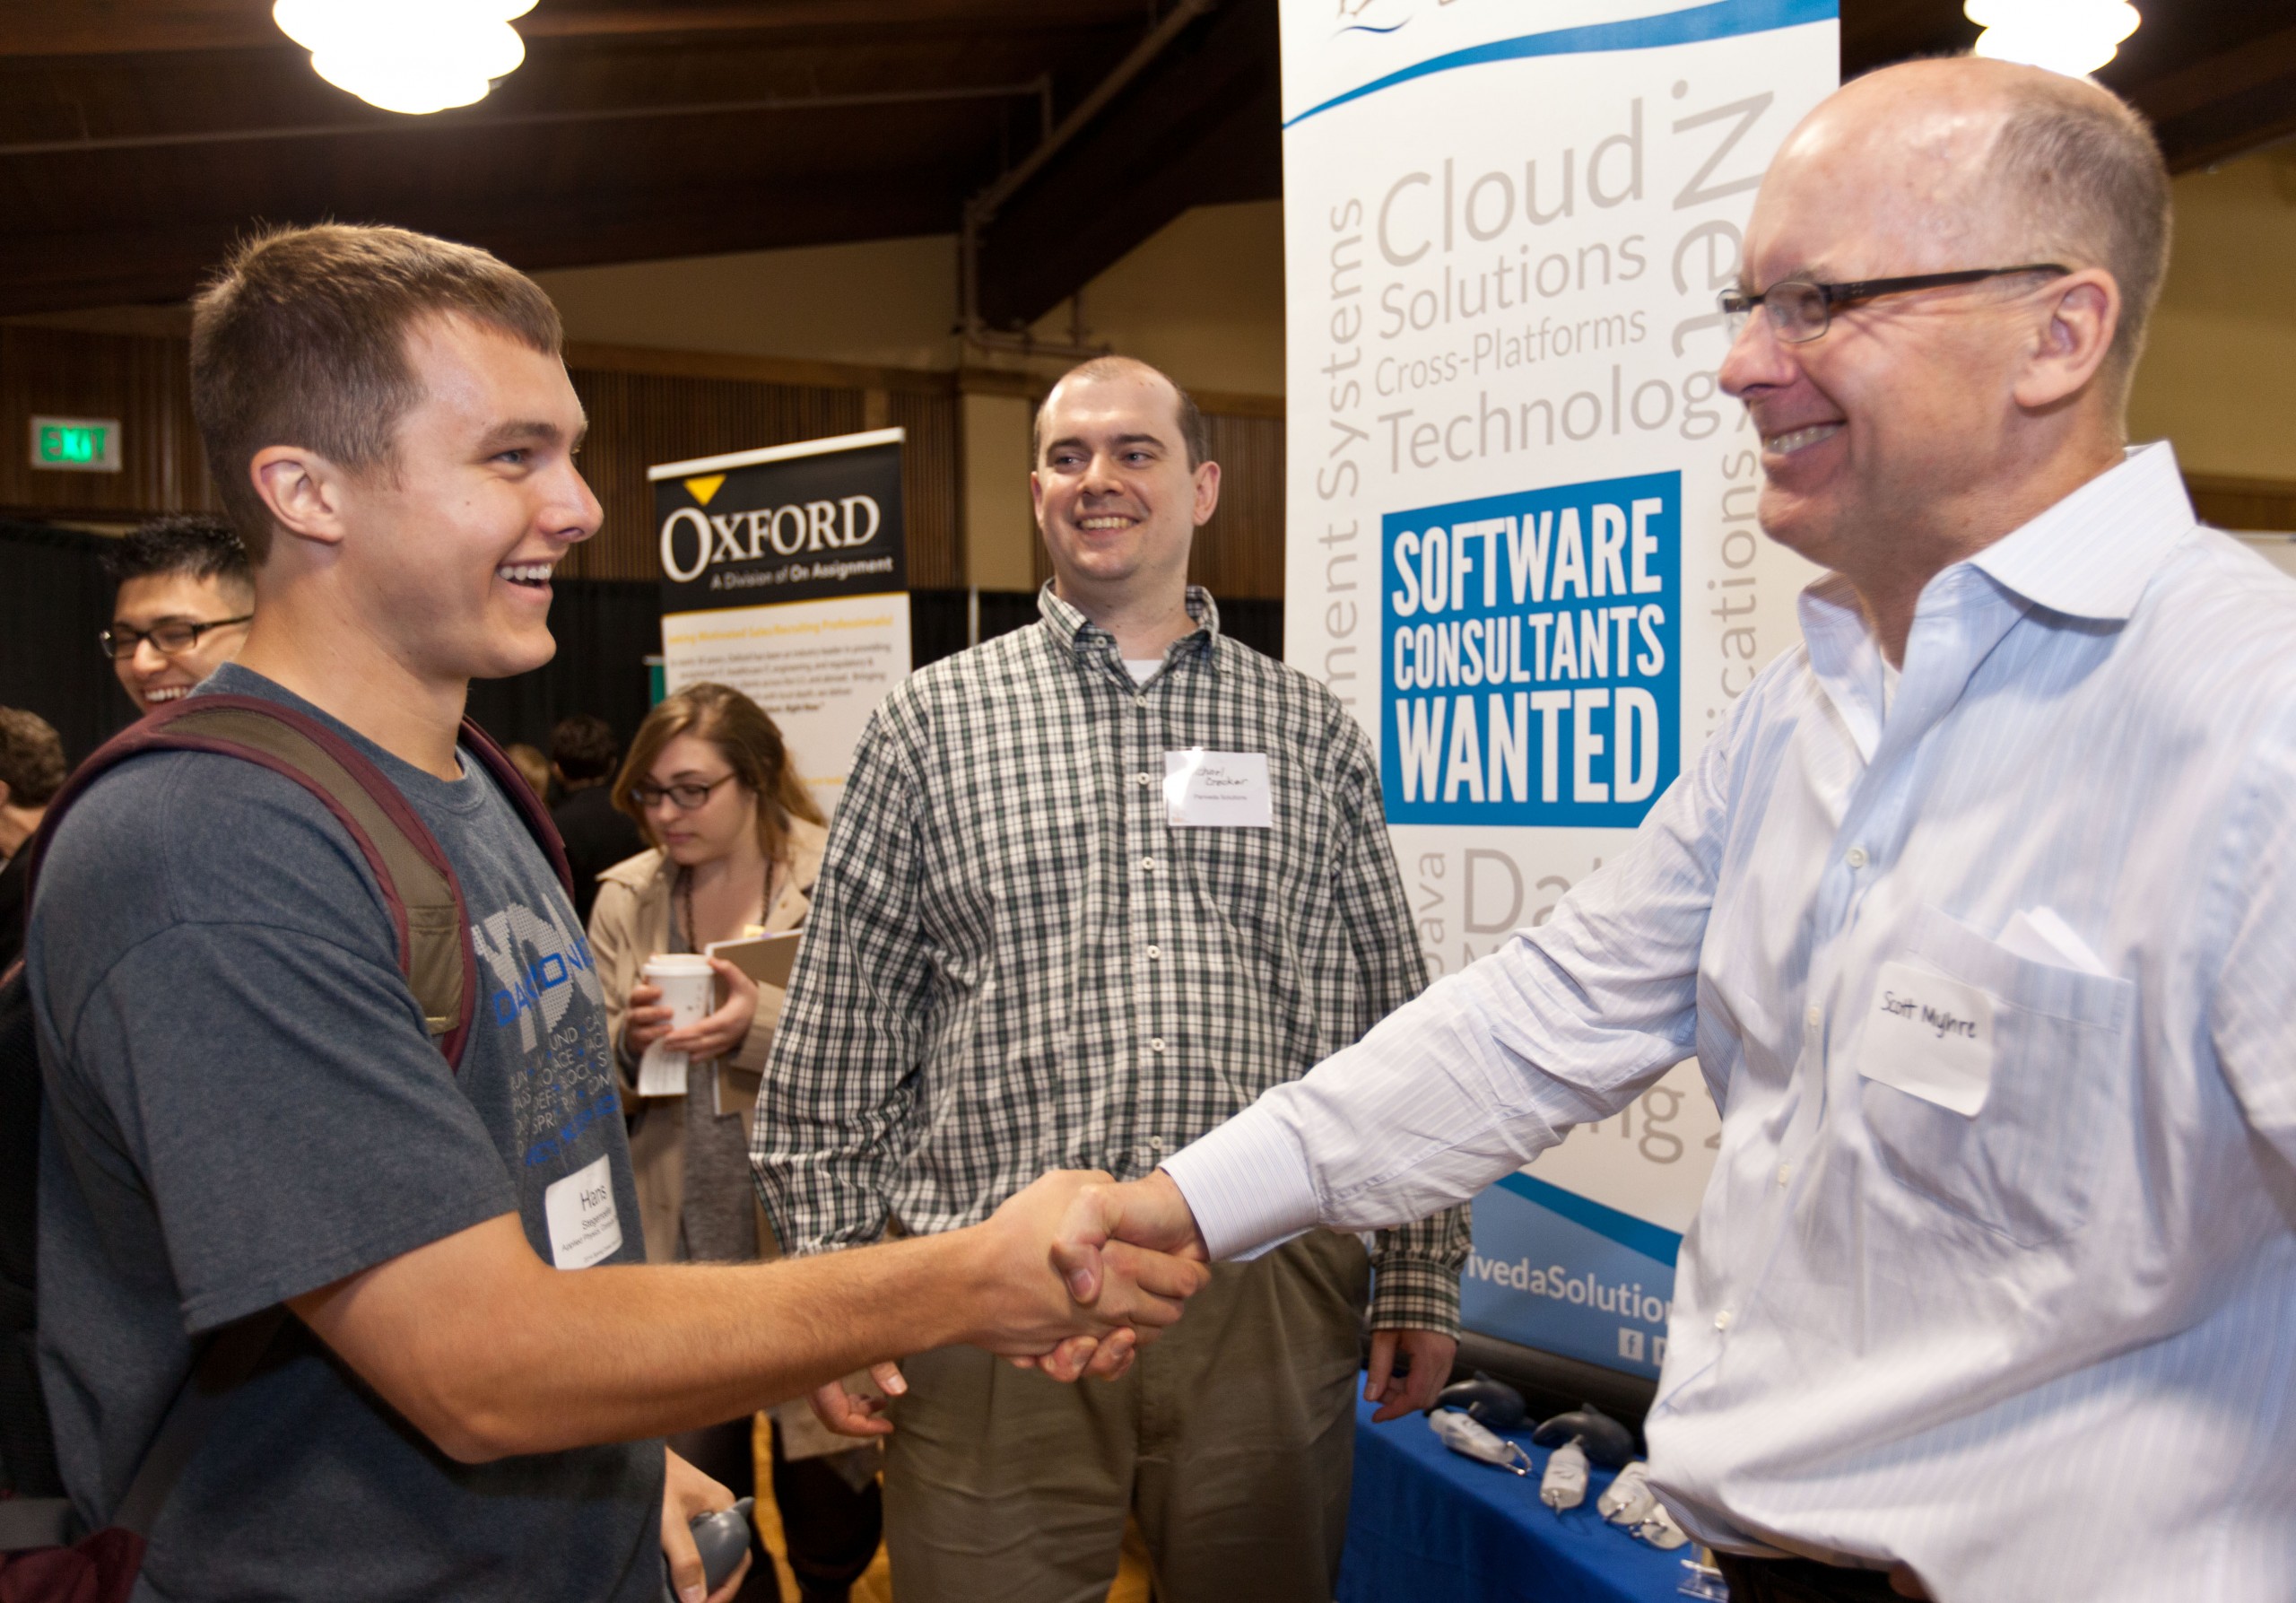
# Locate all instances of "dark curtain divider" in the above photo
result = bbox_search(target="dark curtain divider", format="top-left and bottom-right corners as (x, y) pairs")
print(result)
(462, 579), (660, 757)
(0, 521), (137, 768)
(1217, 597), (1284, 664)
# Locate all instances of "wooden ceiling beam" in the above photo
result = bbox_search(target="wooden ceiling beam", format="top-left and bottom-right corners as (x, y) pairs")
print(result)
(974, 0), (1282, 330)
(0, 177), (961, 315)
(0, 0), (1139, 59)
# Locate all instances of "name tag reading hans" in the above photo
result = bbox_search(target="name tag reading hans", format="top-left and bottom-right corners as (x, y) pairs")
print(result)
(1163, 749), (1274, 828)
(1857, 961), (1996, 1116)
(544, 1153), (623, 1269)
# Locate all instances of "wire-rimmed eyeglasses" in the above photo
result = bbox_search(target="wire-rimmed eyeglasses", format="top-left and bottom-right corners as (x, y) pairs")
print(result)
(1719, 264), (2070, 344)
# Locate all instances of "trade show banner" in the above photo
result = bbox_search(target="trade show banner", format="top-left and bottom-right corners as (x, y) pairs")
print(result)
(1279, 0), (1836, 1378)
(650, 428), (909, 813)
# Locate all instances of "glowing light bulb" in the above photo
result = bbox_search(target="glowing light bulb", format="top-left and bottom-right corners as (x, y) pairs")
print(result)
(274, 0), (536, 116)
(1965, 0), (2141, 78)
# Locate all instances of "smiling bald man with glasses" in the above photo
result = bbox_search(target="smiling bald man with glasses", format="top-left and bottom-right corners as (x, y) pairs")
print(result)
(1053, 57), (2296, 1603)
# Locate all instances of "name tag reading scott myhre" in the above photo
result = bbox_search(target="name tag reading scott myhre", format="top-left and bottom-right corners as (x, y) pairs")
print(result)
(1857, 960), (1996, 1117)
(544, 1153), (623, 1269)
(1163, 750), (1274, 828)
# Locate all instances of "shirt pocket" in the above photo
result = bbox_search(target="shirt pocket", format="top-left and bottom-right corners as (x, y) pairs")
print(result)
(1854, 902), (2134, 1247)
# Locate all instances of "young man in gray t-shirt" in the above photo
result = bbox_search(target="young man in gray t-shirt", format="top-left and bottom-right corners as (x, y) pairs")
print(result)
(28, 223), (1205, 1603)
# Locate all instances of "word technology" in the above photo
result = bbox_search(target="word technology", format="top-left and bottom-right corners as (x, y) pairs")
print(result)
(1382, 471), (1680, 827)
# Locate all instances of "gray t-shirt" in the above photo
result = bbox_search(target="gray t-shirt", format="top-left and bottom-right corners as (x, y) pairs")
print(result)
(29, 665), (661, 1601)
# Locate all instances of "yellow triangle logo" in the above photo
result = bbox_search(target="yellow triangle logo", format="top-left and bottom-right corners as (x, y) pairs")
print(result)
(684, 474), (726, 506)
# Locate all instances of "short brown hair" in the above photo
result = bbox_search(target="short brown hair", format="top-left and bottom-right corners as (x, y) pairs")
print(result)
(550, 713), (621, 784)
(0, 708), (66, 810)
(189, 222), (563, 562)
(1986, 70), (2171, 387)
(1034, 356), (1208, 469)
(612, 684), (826, 868)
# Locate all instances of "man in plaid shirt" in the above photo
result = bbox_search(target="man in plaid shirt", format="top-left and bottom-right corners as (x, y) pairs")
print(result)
(753, 355), (1470, 1602)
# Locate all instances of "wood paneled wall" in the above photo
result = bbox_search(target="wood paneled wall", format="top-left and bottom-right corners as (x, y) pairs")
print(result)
(2187, 473), (2296, 533)
(0, 323), (1262, 599)
(1190, 410), (1286, 600)
(560, 366), (864, 580)
(0, 325), (219, 522)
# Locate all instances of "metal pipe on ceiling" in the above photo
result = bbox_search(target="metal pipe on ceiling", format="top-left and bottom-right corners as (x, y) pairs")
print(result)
(958, 0), (1217, 358)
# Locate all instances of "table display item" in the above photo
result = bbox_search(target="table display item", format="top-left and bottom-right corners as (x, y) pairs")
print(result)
(1539, 1436), (1589, 1513)
(1598, 1459), (1657, 1527)
(1678, 1549), (1729, 1599)
(1426, 1407), (1534, 1475)
(1636, 1501), (1690, 1550)
(636, 954), (715, 1096)
(1533, 1402), (1637, 1468)
(1431, 1371), (1527, 1432)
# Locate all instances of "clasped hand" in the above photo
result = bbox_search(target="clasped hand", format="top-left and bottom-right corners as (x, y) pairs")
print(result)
(810, 1169), (1212, 1437)
(624, 958), (760, 1064)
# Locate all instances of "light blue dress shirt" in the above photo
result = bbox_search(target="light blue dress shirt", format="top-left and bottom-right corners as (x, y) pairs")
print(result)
(1165, 443), (2296, 1600)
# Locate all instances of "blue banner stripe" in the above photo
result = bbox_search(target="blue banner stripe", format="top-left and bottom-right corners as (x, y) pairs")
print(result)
(1495, 1171), (1683, 1266)
(1285, 0), (1839, 128)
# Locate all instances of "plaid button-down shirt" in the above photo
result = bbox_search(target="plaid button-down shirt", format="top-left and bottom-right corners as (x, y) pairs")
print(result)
(753, 584), (1468, 1331)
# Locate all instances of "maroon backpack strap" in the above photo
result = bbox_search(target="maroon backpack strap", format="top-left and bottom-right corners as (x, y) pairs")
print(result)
(26, 695), (478, 1067)
(457, 717), (576, 902)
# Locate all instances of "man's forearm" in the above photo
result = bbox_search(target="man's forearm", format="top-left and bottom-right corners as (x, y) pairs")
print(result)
(294, 1172), (1202, 1465)
(298, 1216), (999, 1461)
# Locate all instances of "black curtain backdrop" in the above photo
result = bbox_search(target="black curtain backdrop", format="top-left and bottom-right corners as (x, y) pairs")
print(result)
(0, 521), (135, 768)
(2, 525), (1286, 776)
(461, 580), (659, 757)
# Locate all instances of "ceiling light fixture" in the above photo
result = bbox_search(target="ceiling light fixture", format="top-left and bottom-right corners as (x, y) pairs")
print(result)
(273, 0), (536, 117)
(1965, 0), (2141, 78)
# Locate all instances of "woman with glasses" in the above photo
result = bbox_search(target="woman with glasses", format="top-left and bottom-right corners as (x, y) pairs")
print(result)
(588, 681), (880, 1603)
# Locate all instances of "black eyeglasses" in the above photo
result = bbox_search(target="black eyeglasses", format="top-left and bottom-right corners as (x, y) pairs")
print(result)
(1719, 264), (2070, 344)
(99, 614), (254, 660)
(631, 774), (739, 811)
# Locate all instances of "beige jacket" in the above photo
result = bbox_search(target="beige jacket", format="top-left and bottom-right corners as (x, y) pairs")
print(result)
(586, 816), (827, 1263)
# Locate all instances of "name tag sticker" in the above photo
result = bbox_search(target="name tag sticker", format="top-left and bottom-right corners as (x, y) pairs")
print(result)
(1858, 960), (1996, 1117)
(544, 1153), (623, 1269)
(1163, 750), (1274, 828)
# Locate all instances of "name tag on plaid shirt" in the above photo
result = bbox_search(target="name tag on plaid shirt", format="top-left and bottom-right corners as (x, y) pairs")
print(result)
(1164, 749), (1274, 828)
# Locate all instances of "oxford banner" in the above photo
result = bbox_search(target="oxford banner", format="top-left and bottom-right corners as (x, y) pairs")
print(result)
(650, 428), (909, 813)
(1280, 0), (1835, 1379)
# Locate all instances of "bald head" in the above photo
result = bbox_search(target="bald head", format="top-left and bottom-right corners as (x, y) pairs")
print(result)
(1035, 356), (1206, 468)
(1778, 57), (2169, 388)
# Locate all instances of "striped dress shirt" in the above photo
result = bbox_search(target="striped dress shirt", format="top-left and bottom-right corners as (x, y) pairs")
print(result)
(1165, 443), (2296, 1599)
(756, 585), (1470, 1332)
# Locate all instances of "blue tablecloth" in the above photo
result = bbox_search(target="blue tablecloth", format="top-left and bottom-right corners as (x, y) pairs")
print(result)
(1338, 1397), (1690, 1603)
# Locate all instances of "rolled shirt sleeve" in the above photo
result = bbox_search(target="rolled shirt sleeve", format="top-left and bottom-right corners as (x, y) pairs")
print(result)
(1164, 699), (1735, 1263)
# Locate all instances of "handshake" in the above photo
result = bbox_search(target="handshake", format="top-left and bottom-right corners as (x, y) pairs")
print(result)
(808, 1169), (1214, 1437)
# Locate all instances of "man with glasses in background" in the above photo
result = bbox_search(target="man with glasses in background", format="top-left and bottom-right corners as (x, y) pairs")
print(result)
(101, 514), (254, 715)
(1055, 57), (2296, 1603)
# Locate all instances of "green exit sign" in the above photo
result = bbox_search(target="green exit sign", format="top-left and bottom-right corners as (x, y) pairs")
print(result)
(30, 414), (122, 474)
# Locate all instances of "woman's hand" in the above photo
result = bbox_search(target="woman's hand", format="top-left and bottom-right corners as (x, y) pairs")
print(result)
(622, 980), (674, 1059)
(662, 956), (761, 1060)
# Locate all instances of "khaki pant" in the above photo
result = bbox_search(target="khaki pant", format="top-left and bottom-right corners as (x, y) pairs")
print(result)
(882, 1231), (1370, 1603)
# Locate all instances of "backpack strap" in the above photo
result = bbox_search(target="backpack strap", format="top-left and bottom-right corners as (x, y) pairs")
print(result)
(457, 717), (575, 902)
(8, 698), (572, 1550)
(33, 696), (478, 1066)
